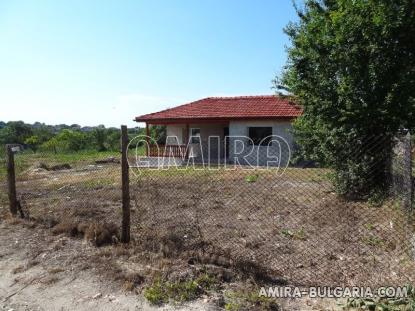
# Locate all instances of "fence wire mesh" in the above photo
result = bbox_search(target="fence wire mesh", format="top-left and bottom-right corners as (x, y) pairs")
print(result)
(0, 133), (414, 293)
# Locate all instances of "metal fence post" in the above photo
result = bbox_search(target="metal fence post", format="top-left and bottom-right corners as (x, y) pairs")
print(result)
(403, 132), (413, 211)
(408, 132), (413, 211)
(6, 144), (18, 216)
(121, 125), (130, 243)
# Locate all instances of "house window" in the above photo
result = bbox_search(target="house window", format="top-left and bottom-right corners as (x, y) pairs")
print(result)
(248, 127), (272, 146)
(190, 128), (201, 144)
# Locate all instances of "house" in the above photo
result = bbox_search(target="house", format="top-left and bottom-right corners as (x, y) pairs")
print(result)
(134, 95), (302, 167)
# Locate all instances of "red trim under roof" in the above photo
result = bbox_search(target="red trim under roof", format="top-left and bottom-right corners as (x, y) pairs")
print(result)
(134, 95), (302, 123)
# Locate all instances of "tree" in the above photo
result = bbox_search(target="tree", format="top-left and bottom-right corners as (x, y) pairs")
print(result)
(24, 135), (40, 153)
(0, 121), (33, 145)
(41, 137), (59, 154)
(277, 0), (415, 198)
(54, 129), (87, 152)
(32, 125), (54, 143)
(92, 128), (108, 152)
(106, 129), (121, 151)
(150, 125), (166, 145)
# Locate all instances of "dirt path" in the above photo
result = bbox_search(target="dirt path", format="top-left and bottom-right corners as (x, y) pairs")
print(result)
(0, 220), (214, 311)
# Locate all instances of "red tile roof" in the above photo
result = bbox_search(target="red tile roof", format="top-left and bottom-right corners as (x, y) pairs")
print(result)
(134, 95), (302, 123)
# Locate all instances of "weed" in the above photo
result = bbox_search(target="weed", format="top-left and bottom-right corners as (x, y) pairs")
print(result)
(364, 223), (376, 230)
(144, 278), (168, 305)
(341, 284), (415, 310)
(82, 178), (114, 189)
(245, 174), (259, 183)
(368, 190), (387, 207)
(144, 273), (217, 305)
(224, 289), (279, 311)
(393, 199), (402, 211)
(123, 280), (135, 291)
(363, 236), (384, 247)
(281, 229), (293, 238)
(281, 228), (306, 240)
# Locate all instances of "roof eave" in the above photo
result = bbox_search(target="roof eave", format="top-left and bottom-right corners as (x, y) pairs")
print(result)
(134, 115), (299, 124)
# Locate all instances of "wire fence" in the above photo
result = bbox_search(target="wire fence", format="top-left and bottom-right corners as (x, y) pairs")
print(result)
(1, 133), (414, 290)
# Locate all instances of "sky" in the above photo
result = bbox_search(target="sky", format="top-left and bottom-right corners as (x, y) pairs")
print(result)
(0, 0), (300, 128)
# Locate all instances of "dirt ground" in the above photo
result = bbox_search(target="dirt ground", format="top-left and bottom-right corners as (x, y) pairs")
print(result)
(1, 160), (415, 310)
(0, 215), (341, 311)
(0, 218), (216, 311)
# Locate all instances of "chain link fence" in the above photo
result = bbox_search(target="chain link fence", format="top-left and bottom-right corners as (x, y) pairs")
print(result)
(1, 133), (414, 290)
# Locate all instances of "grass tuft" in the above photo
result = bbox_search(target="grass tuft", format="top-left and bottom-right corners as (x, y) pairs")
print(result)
(224, 289), (279, 311)
(281, 227), (306, 241)
(245, 174), (259, 183)
(144, 273), (217, 305)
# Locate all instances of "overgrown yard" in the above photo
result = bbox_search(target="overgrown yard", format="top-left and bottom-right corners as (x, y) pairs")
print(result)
(1, 152), (415, 310)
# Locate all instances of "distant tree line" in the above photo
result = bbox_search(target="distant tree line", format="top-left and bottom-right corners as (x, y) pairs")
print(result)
(0, 121), (166, 154)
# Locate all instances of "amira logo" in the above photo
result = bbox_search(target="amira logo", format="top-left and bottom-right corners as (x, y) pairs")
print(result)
(126, 135), (291, 176)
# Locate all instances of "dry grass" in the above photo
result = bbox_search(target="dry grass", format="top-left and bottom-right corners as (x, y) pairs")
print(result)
(38, 275), (60, 285)
(47, 267), (65, 274)
(12, 260), (40, 274)
(50, 219), (119, 247)
(123, 280), (135, 291)
(10, 164), (415, 290)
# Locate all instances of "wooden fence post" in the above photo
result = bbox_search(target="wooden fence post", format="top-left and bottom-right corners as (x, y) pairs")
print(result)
(121, 125), (130, 243)
(6, 145), (18, 216)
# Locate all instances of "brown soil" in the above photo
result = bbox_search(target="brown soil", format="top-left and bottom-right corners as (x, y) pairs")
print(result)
(11, 166), (415, 286)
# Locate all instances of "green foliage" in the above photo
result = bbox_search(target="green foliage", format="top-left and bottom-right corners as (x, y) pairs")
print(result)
(144, 279), (169, 305)
(277, 0), (415, 198)
(40, 128), (122, 153)
(362, 236), (384, 248)
(364, 223), (376, 231)
(41, 137), (59, 154)
(32, 124), (54, 143)
(0, 121), (33, 145)
(89, 127), (121, 152)
(106, 128), (121, 151)
(24, 135), (40, 153)
(0, 121), (134, 154)
(341, 285), (415, 310)
(245, 174), (259, 183)
(92, 128), (108, 152)
(150, 125), (166, 144)
(54, 129), (87, 152)
(144, 273), (217, 305)
(368, 190), (387, 207)
(281, 227), (306, 240)
(224, 289), (279, 311)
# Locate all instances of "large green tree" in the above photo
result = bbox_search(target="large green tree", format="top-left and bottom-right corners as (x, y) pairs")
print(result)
(277, 0), (415, 198)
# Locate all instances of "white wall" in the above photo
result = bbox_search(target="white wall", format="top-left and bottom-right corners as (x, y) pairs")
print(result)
(166, 125), (184, 145)
(228, 120), (294, 167)
(188, 123), (227, 159)
(165, 123), (228, 160)
(164, 120), (295, 166)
